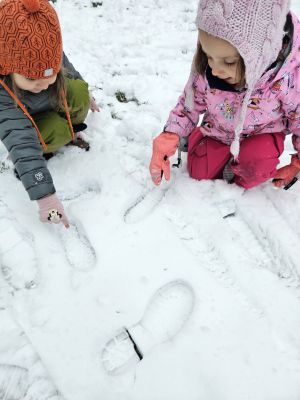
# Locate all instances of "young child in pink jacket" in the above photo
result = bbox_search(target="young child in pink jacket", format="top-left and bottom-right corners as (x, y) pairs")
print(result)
(150, 0), (300, 190)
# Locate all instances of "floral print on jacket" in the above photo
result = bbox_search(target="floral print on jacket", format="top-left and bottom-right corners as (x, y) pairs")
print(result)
(165, 12), (300, 158)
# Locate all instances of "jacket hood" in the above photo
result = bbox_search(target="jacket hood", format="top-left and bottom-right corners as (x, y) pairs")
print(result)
(255, 11), (300, 88)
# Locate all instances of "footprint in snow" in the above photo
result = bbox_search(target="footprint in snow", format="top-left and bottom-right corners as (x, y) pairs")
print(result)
(124, 185), (170, 224)
(0, 340), (63, 400)
(101, 280), (195, 375)
(0, 364), (28, 400)
(0, 200), (38, 290)
(57, 179), (101, 202)
(58, 217), (96, 271)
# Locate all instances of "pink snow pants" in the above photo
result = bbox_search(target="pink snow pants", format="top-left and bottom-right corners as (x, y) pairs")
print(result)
(187, 128), (285, 189)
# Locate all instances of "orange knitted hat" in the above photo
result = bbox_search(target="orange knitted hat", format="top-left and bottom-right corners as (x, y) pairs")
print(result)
(0, 0), (63, 79)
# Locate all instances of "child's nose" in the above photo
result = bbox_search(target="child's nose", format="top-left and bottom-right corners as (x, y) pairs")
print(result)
(37, 81), (49, 90)
(211, 66), (225, 77)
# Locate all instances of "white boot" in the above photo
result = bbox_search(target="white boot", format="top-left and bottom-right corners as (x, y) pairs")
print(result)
(101, 280), (195, 375)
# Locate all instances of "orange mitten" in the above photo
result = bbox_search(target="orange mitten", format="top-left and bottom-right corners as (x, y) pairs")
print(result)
(149, 132), (179, 185)
(273, 154), (300, 188)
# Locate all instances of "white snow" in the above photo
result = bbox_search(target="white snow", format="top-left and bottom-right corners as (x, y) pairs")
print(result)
(1, 0), (300, 399)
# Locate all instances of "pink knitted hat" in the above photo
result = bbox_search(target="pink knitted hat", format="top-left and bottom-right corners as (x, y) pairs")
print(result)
(191, 0), (291, 157)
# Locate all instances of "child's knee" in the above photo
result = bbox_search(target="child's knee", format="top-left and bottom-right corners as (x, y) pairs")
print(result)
(188, 134), (210, 179)
(188, 153), (211, 180)
(188, 136), (230, 180)
(67, 79), (89, 104)
(233, 158), (280, 188)
(66, 79), (90, 124)
(48, 129), (72, 152)
(36, 112), (73, 153)
(232, 133), (284, 188)
(238, 133), (284, 163)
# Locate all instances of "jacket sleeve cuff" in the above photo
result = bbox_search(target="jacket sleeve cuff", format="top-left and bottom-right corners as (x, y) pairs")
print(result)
(19, 167), (56, 201)
(28, 185), (56, 201)
(164, 119), (195, 137)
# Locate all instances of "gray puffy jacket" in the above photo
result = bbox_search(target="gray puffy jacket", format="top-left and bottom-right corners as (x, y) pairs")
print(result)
(0, 53), (84, 201)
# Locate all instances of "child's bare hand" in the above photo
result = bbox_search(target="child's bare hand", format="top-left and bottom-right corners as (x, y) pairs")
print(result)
(90, 97), (100, 113)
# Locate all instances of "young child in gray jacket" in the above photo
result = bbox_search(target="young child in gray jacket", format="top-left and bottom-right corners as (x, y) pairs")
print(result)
(0, 0), (99, 227)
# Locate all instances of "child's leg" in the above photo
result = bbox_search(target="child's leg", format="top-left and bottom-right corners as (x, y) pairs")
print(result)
(34, 111), (73, 153)
(232, 133), (285, 189)
(64, 78), (90, 125)
(34, 79), (90, 153)
(187, 127), (231, 179)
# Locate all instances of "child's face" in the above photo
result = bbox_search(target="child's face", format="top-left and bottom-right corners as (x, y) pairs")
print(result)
(199, 30), (242, 86)
(12, 73), (57, 93)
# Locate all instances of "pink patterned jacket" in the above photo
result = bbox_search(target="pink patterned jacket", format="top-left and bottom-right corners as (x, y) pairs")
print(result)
(165, 12), (300, 157)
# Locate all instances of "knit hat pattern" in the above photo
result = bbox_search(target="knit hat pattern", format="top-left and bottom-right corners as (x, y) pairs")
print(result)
(0, 0), (62, 79)
(194, 0), (291, 158)
(196, 0), (291, 89)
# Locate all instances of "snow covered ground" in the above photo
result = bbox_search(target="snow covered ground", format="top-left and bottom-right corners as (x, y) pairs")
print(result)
(1, 0), (300, 399)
